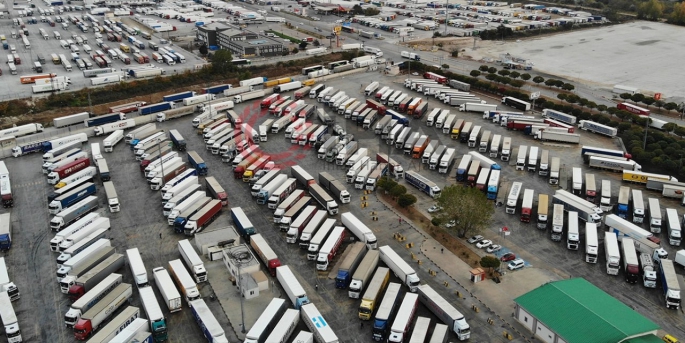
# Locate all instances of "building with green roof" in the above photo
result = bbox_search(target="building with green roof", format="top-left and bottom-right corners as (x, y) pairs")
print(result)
(513, 278), (660, 343)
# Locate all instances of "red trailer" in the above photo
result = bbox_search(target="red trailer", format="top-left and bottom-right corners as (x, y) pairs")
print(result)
(233, 154), (261, 179)
(617, 102), (649, 116)
(250, 234), (281, 276)
(109, 101), (147, 114)
(48, 158), (90, 184)
(424, 72), (447, 84)
(205, 176), (228, 206)
(507, 120), (540, 131)
(365, 99), (386, 115)
(260, 94), (281, 108)
(184, 199), (222, 235)
(543, 118), (575, 133)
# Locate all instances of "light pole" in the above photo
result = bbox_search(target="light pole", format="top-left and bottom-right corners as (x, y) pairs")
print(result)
(228, 249), (252, 333)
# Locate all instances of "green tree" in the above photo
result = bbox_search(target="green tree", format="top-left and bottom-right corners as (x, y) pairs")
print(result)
(379, 177), (398, 192)
(654, 100), (665, 110)
(520, 73), (531, 81)
(479, 65), (489, 72)
(562, 83), (575, 91)
(497, 70), (510, 76)
(509, 71), (520, 79)
(619, 93), (633, 101)
(557, 93), (567, 101)
(631, 93), (646, 104)
(485, 74), (497, 81)
(198, 44), (208, 56)
(669, 1), (685, 25)
(665, 102), (678, 112)
(480, 256), (501, 273)
(510, 80), (525, 88)
(470, 70), (481, 77)
(487, 67), (497, 74)
(451, 50), (459, 57)
(597, 104), (608, 113)
(434, 185), (494, 237)
(618, 122), (633, 132)
(642, 97), (655, 106)
(532, 76), (545, 85)
(389, 184), (407, 199)
(544, 78), (556, 87)
(675, 126), (685, 137)
(211, 49), (235, 75)
(441, 64), (449, 69)
(398, 194), (417, 208)
(299, 41), (308, 50)
(663, 123), (677, 133)
(637, 0), (664, 20)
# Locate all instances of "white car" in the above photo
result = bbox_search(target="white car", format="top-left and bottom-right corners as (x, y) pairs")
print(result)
(467, 235), (484, 244)
(486, 245), (501, 253)
(428, 205), (442, 213)
(476, 240), (492, 249)
(507, 259), (525, 270)
(445, 220), (456, 228)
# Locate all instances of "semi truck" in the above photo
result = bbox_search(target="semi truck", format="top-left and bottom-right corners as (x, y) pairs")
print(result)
(50, 196), (99, 231)
(0, 257), (19, 301)
(659, 259), (681, 309)
(126, 248), (149, 288)
(309, 183), (338, 215)
(47, 157), (91, 184)
(243, 298), (287, 343)
(54, 166), (98, 189)
(358, 266), (389, 318)
(93, 119), (135, 136)
(85, 306), (141, 343)
(73, 283), (134, 340)
(56, 228), (109, 266)
(153, 267), (182, 313)
(372, 283), (401, 340)
(648, 198), (662, 233)
(0, 291), (21, 343)
(103, 181), (119, 212)
(48, 182), (97, 214)
(341, 212), (378, 249)
(57, 244), (114, 288)
(417, 284), (470, 340)
(231, 207), (256, 238)
(178, 239), (208, 283)
(265, 309), (300, 343)
(379, 245), (420, 292)
(0, 214), (11, 252)
(168, 259), (201, 305)
(66, 253), (124, 300)
(388, 293), (419, 343)
(300, 303), (339, 343)
(349, 250), (380, 298)
(318, 172), (351, 204)
(189, 299), (229, 343)
(404, 171), (441, 198)
(276, 265), (310, 309)
(156, 105), (196, 122)
(139, 286), (168, 341)
(250, 234), (281, 276)
(64, 273), (123, 327)
(103, 130), (124, 152)
(316, 226), (346, 271)
(335, 242), (367, 289)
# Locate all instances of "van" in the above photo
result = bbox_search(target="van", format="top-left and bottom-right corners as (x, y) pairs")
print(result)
(8, 62), (17, 75)
(54, 31), (61, 39)
(94, 32), (102, 40)
(108, 49), (118, 60)
(9, 45), (16, 53)
(71, 52), (79, 61)
(63, 61), (72, 72)
(11, 30), (17, 39)
(61, 22), (68, 30)
(507, 258), (525, 270)
(148, 41), (158, 51)
(174, 52), (185, 63)
(70, 44), (80, 53)
(95, 38), (104, 47)
(663, 335), (680, 343)
(36, 54), (46, 64)
(76, 59), (86, 70)
(80, 35), (88, 44)
(66, 39), (75, 46)
(141, 32), (151, 40)
(59, 40), (68, 48)
(33, 61), (43, 72)
(83, 44), (92, 53)
(51, 53), (60, 64)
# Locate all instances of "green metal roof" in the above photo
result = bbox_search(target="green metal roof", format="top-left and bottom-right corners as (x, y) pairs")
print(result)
(625, 335), (666, 343)
(514, 278), (659, 343)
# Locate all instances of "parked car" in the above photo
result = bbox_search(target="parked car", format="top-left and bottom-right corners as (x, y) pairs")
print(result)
(467, 235), (484, 244)
(476, 240), (492, 249)
(486, 245), (501, 253)
(445, 220), (456, 228)
(428, 205), (442, 213)
(507, 258), (525, 270)
(500, 252), (516, 262)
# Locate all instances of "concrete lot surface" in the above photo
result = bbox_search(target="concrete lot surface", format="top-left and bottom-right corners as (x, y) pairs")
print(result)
(2, 69), (685, 343)
(466, 21), (685, 99)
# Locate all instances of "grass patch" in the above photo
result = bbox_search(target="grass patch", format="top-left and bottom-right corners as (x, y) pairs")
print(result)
(266, 30), (300, 44)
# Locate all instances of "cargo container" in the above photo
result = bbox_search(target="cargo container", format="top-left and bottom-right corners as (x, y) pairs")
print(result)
(153, 267), (182, 313)
(300, 303), (339, 343)
(66, 253), (124, 300)
(0, 291), (22, 342)
(250, 234), (281, 276)
(168, 259), (201, 305)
